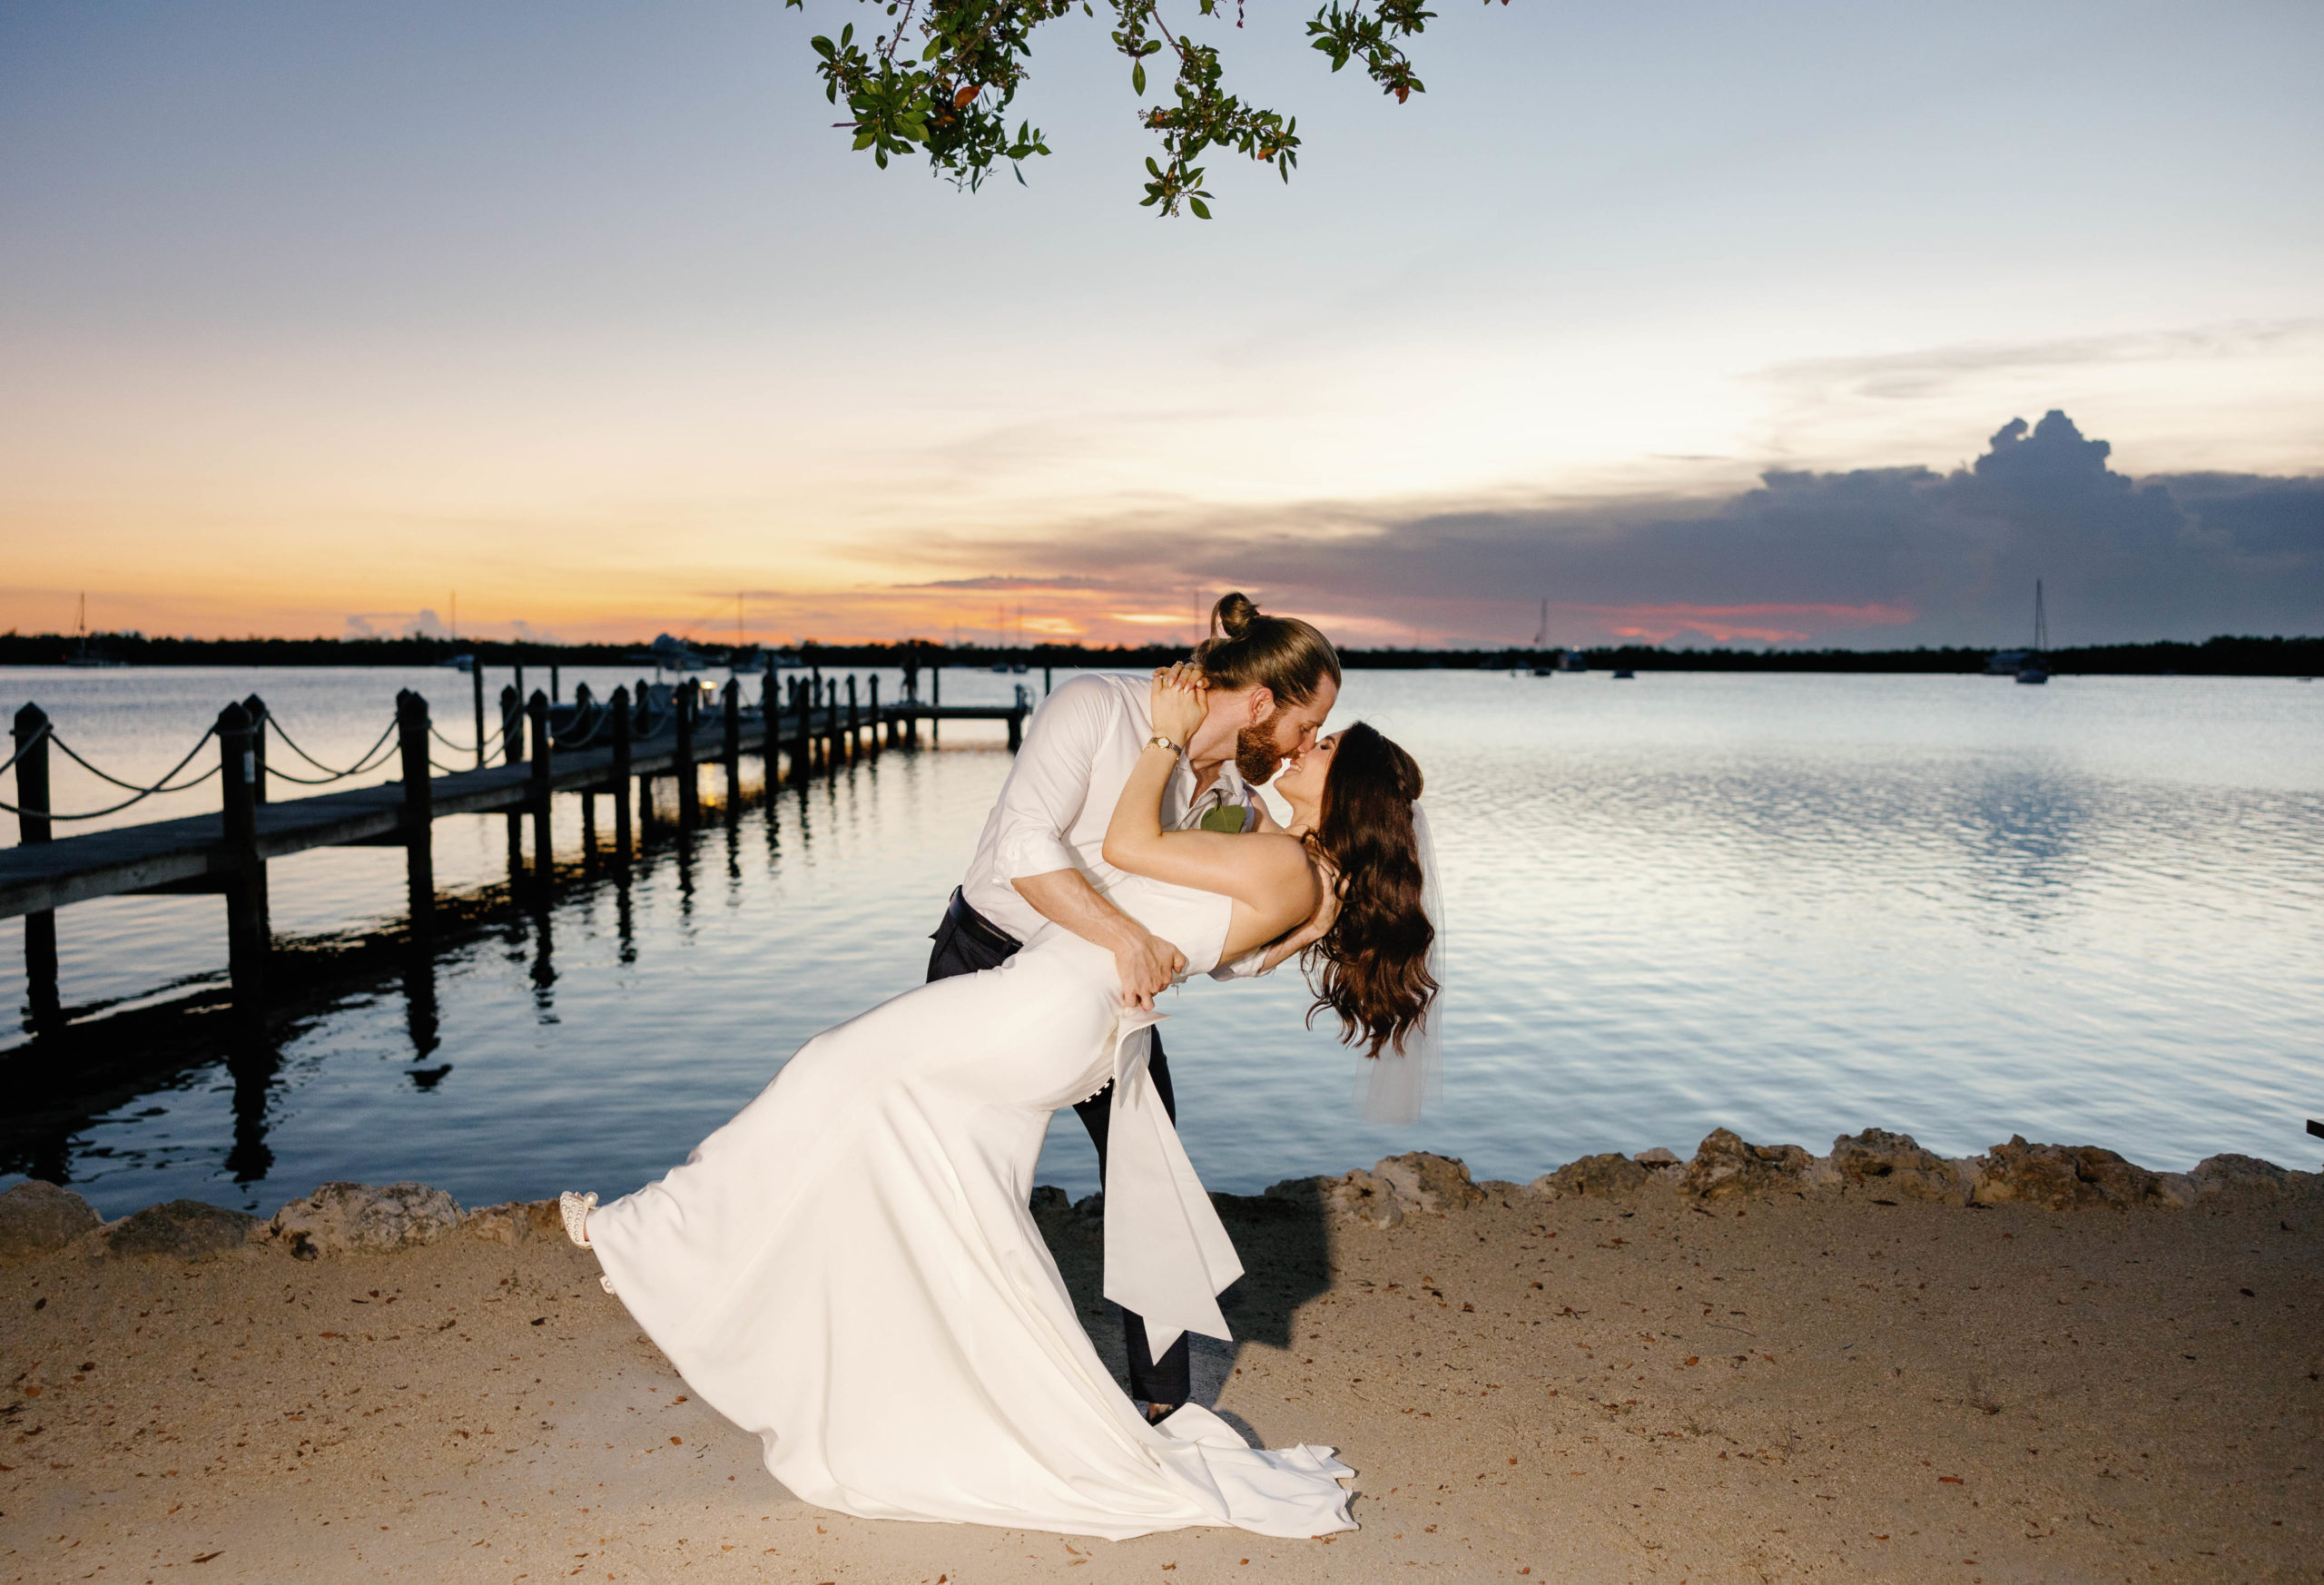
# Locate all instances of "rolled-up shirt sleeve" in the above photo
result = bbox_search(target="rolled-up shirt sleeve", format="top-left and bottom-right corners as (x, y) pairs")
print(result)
(992, 676), (1114, 881)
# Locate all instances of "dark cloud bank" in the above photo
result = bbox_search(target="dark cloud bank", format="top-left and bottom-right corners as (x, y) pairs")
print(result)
(1011, 412), (2323, 647)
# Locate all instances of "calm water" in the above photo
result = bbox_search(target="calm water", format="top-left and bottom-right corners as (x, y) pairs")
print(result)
(3, 665), (2319, 1220)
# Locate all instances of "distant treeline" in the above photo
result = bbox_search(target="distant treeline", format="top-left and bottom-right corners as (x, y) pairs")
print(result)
(4, 631), (2318, 675)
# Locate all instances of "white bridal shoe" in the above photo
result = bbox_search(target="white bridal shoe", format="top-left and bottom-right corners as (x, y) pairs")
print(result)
(560, 1190), (596, 1248)
(561, 1192), (617, 1293)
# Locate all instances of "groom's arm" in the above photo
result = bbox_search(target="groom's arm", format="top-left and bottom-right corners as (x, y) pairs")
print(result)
(995, 677), (1187, 1009)
(1013, 870), (1187, 1010)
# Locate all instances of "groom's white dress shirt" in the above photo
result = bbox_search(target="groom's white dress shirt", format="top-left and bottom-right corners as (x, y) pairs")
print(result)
(960, 673), (1256, 950)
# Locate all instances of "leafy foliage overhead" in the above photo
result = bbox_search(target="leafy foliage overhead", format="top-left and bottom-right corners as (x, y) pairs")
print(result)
(786, 0), (1485, 216)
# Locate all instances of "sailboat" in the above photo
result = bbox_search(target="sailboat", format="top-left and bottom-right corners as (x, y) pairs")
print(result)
(2015, 581), (2050, 684)
(64, 594), (125, 667)
(1526, 600), (1555, 676)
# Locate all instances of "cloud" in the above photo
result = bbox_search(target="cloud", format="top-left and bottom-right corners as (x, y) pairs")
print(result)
(890, 411), (2322, 647)
(891, 575), (1116, 593)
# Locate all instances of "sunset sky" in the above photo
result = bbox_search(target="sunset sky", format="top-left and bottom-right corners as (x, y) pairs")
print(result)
(3, 0), (2318, 650)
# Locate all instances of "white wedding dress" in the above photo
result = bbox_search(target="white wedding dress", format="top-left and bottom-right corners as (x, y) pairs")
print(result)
(586, 872), (1355, 1541)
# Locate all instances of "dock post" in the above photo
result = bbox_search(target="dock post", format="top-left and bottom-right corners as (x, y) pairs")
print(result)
(472, 657), (487, 769)
(10, 704), (60, 1027)
(610, 685), (634, 860)
(791, 674), (811, 785)
(395, 690), (434, 936)
(501, 685), (525, 765)
(869, 675), (883, 750)
(217, 701), (269, 1007)
(551, 664), (561, 704)
(845, 674), (860, 762)
(1043, 665), (1052, 694)
(242, 694), (269, 804)
(514, 663), (526, 709)
(1008, 707), (1023, 753)
(721, 678), (742, 810)
(528, 690), (553, 881)
(673, 682), (698, 824)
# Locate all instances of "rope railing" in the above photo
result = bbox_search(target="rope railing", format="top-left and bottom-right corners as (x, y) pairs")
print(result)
(428, 719), (478, 754)
(1, 724), (221, 822)
(554, 698), (611, 750)
(263, 714), (402, 785)
(48, 726), (221, 796)
(0, 721), (50, 780)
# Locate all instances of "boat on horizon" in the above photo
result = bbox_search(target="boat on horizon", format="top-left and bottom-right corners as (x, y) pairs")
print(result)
(64, 594), (125, 667)
(2015, 581), (2051, 684)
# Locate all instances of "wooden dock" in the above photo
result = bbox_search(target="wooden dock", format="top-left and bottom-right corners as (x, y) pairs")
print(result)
(4, 669), (1032, 1017)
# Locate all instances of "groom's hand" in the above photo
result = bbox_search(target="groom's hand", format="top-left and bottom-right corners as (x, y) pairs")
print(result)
(1115, 926), (1187, 1010)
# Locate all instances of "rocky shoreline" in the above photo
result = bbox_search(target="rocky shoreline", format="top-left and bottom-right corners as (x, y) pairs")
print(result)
(5, 1125), (2310, 1265)
(5, 1128), (2318, 1584)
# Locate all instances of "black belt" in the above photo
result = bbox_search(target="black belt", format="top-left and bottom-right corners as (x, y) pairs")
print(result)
(943, 887), (1022, 957)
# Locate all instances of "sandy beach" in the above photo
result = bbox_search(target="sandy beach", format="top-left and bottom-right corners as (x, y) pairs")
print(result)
(4, 1137), (2318, 1584)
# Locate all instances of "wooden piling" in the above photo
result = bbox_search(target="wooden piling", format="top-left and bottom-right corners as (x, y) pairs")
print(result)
(472, 658), (487, 769)
(1008, 708), (1023, 753)
(501, 685), (525, 765)
(609, 685), (634, 858)
(527, 690), (553, 878)
(790, 674), (808, 785)
(395, 690), (433, 935)
(845, 674), (860, 762)
(1043, 665), (1052, 694)
(674, 681), (699, 823)
(10, 703), (59, 1024)
(243, 694), (269, 804)
(527, 683), (553, 869)
(217, 702), (269, 1006)
(723, 678), (741, 766)
(870, 675), (884, 749)
(550, 664), (561, 704)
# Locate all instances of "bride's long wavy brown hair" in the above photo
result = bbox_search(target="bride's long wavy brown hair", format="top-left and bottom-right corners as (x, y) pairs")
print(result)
(1302, 722), (1437, 1058)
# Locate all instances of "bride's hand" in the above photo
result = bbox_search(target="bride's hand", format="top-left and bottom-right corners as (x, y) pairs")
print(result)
(1147, 664), (1207, 745)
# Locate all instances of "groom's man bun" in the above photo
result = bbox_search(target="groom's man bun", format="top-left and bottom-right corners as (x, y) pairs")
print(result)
(1192, 592), (1341, 707)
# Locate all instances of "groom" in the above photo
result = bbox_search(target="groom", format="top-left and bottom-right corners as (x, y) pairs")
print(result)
(926, 595), (1342, 1420)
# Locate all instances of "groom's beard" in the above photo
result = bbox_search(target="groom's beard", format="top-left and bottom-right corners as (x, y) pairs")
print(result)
(1235, 710), (1291, 783)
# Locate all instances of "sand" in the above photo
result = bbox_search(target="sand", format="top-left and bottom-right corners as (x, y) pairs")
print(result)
(4, 1173), (2319, 1584)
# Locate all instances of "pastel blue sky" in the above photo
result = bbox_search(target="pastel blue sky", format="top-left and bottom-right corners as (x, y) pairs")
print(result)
(3, 0), (2318, 646)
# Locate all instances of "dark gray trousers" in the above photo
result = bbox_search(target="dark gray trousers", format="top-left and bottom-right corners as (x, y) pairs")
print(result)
(927, 890), (1191, 1406)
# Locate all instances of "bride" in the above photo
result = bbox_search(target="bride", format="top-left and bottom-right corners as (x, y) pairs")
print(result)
(564, 670), (1437, 1541)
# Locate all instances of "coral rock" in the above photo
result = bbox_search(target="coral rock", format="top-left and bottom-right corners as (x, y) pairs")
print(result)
(1374, 1152), (1484, 1214)
(0, 1179), (102, 1260)
(463, 1198), (563, 1245)
(1532, 1154), (1653, 1199)
(1828, 1128), (1972, 1206)
(106, 1200), (260, 1260)
(2189, 1154), (2291, 1199)
(1324, 1168), (1405, 1229)
(1681, 1129), (1816, 1200)
(1969, 1137), (2162, 1211)
(271, 1182), (464, 1257)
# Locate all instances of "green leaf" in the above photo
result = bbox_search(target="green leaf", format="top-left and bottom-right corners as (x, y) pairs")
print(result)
(1132, 61), (1146, 94)
(1187, 195), (1211, 219)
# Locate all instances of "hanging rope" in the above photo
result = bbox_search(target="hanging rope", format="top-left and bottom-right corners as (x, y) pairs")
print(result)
(0, 720), (51, 779)
(429, 719), (478, 754)
(0, 726), (222, 822)
(265, 714), (399, 782)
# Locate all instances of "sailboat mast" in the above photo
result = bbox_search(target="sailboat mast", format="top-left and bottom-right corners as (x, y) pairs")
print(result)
(2034, 579), (2048, 652)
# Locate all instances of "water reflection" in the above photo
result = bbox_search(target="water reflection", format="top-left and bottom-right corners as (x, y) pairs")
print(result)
(5, 674), (2319, 1218)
